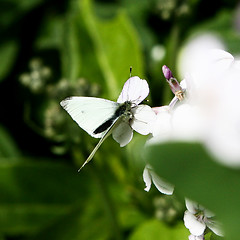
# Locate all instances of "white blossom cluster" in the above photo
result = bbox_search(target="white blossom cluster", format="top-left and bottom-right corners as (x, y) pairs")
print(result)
(61, 34), (240, 238)
(143, 44), (240, 238)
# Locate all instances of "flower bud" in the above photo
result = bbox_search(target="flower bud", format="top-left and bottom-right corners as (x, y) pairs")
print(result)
(162, 65), (173, 80)
(162, 65), (184, 101)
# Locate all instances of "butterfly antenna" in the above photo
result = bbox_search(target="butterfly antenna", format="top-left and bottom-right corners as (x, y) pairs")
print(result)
(129, 66), (132, 77)
(78, 118), (121, 172)
(78, 137), (105, 171)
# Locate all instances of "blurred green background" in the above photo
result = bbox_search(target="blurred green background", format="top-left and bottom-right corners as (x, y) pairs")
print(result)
(1, 0), (240, 239)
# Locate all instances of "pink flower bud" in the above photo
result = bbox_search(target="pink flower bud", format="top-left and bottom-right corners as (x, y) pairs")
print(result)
(162, 65), (173, 80)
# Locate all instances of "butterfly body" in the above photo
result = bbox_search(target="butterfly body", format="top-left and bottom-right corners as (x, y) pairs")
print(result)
(93, 101), (133, 134)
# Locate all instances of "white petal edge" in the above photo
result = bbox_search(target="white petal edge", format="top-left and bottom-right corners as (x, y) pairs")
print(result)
(185, 199), (198, 214)
(131, 105), (156, 135)
(112, 121), (133, 147)
(117, 77), (149, 105)
(143, 166), (152, 192)
(150, 170), (174, 195)
(184, 210), (206, 236)
(206, 219), (224, 237)
(188, 234), (204, 240)
(143, 165), (174, 195)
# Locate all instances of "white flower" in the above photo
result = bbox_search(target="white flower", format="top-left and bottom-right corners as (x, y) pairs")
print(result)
(143, 107), (174, 195)
(148, 93), (203, 145)
(177, 33), (226, 80)
(113, 76), (156, 146)
(175, 35), (240, 166)
(184, 199), (223, 237)
(151, 48), (240, 167)
(143, 164), (174, 195)
(181, 49), (240, 166)
(188, 234), (204, 240)
(148, 106), (172, 144)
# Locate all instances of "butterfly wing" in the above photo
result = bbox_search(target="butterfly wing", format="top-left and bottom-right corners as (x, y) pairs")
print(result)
(60, 97), (120, 138)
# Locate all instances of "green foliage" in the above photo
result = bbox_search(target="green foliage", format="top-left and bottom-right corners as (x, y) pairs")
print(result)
(0, 0), (43, 28)
(0, 125), (20, 158)
(80, 0), (144, 98)
(185, 10), (240, 55)
(145, 142), (240, 240)
(0, 41), (18, 82)
(0, 159), (88, 235)
(0, 0), (240, 239)
(129, 219), (189, 240)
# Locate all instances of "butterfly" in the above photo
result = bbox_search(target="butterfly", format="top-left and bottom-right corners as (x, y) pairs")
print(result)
(60, 76), (155, 170)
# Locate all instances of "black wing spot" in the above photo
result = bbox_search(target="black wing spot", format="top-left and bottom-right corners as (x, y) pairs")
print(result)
(93, 117), (115, 134)
(94, 101), (131, 134)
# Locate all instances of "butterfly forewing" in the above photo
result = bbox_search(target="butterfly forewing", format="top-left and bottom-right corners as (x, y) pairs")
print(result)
(60, 97), (120, 138)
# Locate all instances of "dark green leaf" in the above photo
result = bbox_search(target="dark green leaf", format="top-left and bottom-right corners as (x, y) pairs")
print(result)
(28, 206), (110, 240)
(0, 41), (18, 82)
(128, 219), (189, 240)
(146, 142), (240, 240)
(118, 206), (146, 230)
(35, 16), (64, 50)
(3, 0), (43, 11)
(60, 14), (82, 82)
(0, 0), (43, 28)
(0, 125), (20, 158)
(80, 0), (144, 99)
(0, 160), (90, 235)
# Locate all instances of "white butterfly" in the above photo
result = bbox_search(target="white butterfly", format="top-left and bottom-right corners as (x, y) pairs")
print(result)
(60, 76), (156, 170)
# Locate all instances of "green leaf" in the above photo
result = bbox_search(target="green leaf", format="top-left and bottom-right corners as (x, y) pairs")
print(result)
(118, 206), (146, 230)
(0, 0), (43, 28)
(60, 14), (82, 82)
(0, 160), (90, 235)
(146, 142), (240, 240)
(3, 0), (43, 11)
(28, 206), (110, 240)
(211, 233), (224, 240)
(26, 165), (125, 240)
(0, 125), (20, 158)
(0, 41), (18, 82)
(35, 16), (64, 50)
(80, 0), (144, 99)
(35, 12), (82, 82)
(128, 219), (189, 240)
(205, 232), (223, 240)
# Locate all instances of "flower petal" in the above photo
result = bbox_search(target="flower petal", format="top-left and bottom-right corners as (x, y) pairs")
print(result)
(112, 122), (133, 147)
(131, 105), (156, 135)
(206, 219), (224, 236)
(188, 234), (204, 240)
(143, 166), (152, 192)
(185, 199), (199, 214)
(143, 165), (174, 194)
(184, 210), (206, 236)
(150, 170), (174, 195)
(117, 77), (149, 105)
(151, 106), (171, 137)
